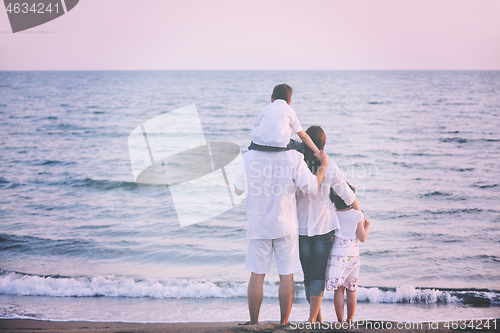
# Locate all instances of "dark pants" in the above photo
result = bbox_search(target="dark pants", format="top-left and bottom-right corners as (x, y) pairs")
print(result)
(248, 139), (304, 154)
(299, 230), (335, 302)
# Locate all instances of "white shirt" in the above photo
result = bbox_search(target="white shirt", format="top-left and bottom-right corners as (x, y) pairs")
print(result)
(296, 161), (356, 237)
(335, 209), (365, 240)
(251, 99), (303, 148)
(234, 150), (319, 239)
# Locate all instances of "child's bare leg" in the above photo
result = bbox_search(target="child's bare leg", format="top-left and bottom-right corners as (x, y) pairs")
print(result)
(317, 307), (322, 323)
(346, 289), (357, 322)
(333, 287), (345, 323)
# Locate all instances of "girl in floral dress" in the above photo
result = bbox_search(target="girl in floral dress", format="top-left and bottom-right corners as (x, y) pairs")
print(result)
(325, 184), (370, 323)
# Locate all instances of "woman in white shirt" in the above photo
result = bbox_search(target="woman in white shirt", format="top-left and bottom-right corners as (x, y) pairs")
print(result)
(297, 126), (361, 323)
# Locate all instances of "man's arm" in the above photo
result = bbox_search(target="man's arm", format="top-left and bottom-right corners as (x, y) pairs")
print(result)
(233, 159), (246, 196)
(234, 185), (244, 196)
(297, 130), (320, 155)
(313, 151), (329, 186)
(295, 150), (329, 194)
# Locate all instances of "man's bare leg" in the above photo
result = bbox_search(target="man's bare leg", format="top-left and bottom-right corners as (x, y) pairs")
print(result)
(278, 274), (294, 325)
(248, 273), (265, 325)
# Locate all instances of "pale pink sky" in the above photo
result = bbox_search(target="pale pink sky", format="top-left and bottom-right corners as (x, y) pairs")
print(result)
(1, 0), (499, 70)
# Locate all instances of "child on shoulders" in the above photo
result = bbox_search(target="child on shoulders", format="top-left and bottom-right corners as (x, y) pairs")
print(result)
(249, 84), (320, 155)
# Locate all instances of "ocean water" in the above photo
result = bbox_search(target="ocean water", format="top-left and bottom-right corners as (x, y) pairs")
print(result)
(0, 70), (499, 323)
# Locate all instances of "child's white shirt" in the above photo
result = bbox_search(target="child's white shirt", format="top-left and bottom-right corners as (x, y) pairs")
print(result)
(335, 209), (365, 240)
(251, 99), (303, 148)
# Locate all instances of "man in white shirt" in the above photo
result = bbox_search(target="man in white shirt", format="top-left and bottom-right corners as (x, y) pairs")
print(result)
(234, 149), (330, 326)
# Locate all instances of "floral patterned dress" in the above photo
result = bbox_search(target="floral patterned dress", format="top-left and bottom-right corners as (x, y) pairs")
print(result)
(325, 209), (365, 292)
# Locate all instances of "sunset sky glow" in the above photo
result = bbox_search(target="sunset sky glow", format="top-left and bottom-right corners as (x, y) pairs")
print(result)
(1, 0), (499, 70)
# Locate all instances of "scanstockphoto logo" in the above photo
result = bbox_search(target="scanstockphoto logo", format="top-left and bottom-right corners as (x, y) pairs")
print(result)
(4, 0), (79, 33)
(128, 105), (246, 227)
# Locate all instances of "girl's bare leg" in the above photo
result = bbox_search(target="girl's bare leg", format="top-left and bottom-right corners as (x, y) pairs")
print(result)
(333, 287), (345, 323)
(346, 289), (357, 322)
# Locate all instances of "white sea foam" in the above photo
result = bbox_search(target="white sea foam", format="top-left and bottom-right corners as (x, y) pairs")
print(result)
(0, 271), (496, 305)
(0, 272), (253, 298)
(355, 285), (460, 303)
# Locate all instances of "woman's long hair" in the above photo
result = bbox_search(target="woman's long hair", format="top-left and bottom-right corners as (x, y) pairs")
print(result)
(303, 126), (326, 174)
(330, 182), (356, 210)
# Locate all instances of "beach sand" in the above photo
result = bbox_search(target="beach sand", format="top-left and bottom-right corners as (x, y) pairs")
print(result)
(1, 319), (498, 332)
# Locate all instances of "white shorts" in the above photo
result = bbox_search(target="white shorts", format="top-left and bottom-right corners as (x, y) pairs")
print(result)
(245, 234), (301, 275)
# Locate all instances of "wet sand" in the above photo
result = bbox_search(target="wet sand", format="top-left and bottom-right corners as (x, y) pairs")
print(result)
(1, 318), (498, 332)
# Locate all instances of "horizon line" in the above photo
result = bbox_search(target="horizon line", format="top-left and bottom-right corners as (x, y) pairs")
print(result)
(1, 69), (500, 72)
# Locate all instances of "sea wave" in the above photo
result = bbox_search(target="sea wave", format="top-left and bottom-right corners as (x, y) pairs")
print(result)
(0, 176), (139, 192)
(26, 178), (139, 191)
(0, 270), (497, 305)
(68, 178), (138, 191)
(424, 208), (483, 215)
(0, 270), (249, 299)
(0, 177), (9, 187)
(440, 137), (468, 144)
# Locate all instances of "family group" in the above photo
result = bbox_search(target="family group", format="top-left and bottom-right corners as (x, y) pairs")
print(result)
(234, 84), (371, 326)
